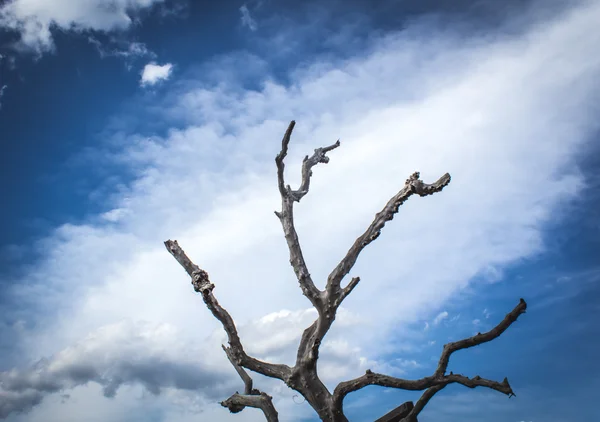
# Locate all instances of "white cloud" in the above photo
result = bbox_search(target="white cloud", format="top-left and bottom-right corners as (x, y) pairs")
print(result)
(0, 0), (164, 55)
(3, 0), (600, 420)
(240, 4), (258, 31)
(432, 311), (449, 326)
(140, 62), (173, 86)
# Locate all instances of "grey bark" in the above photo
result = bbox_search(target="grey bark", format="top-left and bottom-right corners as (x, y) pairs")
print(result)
(374, 401), (414, 422)
(164, 120), (527, 421)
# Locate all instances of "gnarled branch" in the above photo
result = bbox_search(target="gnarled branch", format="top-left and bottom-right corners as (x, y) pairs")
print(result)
(326, 171), (451, 302)
(331, 299), (526, 415)
(400, 386), (443, 422)
(274, 120), (339, 308)
(374, 401), (415, 422)
(221, 393), (279, 421)
(164, 240), (292, 382)
(221, 345), (279, 421)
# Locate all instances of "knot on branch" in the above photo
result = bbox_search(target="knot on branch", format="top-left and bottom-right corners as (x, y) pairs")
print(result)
(406, 172), (421, 184)
(165, 239), (180, 253)
(191, 269), (214, 293)
(222, 397), (246, 414)
(406, 171), (452, 197)
(312, 141), (340, 163)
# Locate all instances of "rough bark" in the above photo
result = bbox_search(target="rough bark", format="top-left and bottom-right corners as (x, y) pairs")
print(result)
(164, 120), (527, 421)
(374, 401), (414, 422)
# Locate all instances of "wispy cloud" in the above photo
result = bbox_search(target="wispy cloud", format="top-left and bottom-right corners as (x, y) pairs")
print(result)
(239, 4), (258, 31)
(88, 37), (156, 67)
(0, 84), (7, 110)
(433, 311), (449, 326)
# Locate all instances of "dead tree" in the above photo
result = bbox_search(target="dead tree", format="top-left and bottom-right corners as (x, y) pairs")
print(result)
(164, 120), (527, 422)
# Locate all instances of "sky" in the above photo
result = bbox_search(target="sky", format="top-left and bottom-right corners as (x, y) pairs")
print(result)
(0, 0), (599, 421)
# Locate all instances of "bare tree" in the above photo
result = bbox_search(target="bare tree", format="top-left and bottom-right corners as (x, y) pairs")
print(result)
(165, 121), (527, 422)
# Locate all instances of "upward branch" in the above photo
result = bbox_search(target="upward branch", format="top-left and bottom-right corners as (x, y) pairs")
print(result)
(274, 120), (340, 307)
(221, 345), (279, 421)
(326, 171), (451, 300)
(164, 240), (292, 382)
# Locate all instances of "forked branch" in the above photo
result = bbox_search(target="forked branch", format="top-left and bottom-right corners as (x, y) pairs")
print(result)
(326, 171), (451, 300)
(221, 393), (279, 421)
(221, 345), (279, 421)
(273, 120), (340, 307)
(164, 240), (292, 383)
(331, 299), (526, 417)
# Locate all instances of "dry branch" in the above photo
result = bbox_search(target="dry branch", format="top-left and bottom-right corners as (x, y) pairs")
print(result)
(325, 171), (451, 301)
(164, 120), (527, 422)
(274, 120), (340, 308)
(221, 393), (279, 421)
(220, 346), (279, 420)
(331, 299), (526, 418)
(163, 240), (291, 381)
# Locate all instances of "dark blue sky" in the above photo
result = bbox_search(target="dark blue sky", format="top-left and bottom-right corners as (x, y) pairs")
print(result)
(0, 1), (598, 421)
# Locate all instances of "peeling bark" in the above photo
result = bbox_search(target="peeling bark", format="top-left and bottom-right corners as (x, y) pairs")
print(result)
(164, 120), (527, 421)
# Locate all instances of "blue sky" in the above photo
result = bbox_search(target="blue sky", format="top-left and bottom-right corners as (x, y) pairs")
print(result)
(0, 0), (599, 421)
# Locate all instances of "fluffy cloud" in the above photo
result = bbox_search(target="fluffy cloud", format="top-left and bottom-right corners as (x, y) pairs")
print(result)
(2, 0), (600, 420)
(140, 62), (173, 86)
(0, 0), (164, 54)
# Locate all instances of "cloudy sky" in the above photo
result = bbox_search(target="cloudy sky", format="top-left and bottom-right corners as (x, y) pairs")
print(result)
(1, 0), (599, 421)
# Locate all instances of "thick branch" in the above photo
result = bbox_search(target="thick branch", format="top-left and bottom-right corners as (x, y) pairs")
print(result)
(221, 393), (279, 421)
(333, 370), (513, 413)
(326, 172), (451, 299)
(274, 120), (340, 307)
(374, 401), (415, 422)
(164, 240), (292, 382)
(400, 386), (443, 422)
(332, 299), (524, 414)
